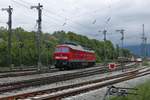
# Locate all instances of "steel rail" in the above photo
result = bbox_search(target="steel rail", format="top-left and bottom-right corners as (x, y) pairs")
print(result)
(0, 67), (37, 73)
(0, 67), (146, 100)
(0, 68), (59, 78)
(0, 62), (136, 78)
(29, 68), (150, 100)
(0, 64), (103, 78)
(0, 67), (106, 93)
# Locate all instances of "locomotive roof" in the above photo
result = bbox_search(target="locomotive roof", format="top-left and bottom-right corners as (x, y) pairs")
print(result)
(57, 44), (95, 53)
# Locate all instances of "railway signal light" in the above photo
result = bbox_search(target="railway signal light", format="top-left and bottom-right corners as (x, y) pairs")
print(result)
(108, 63), (117, 70)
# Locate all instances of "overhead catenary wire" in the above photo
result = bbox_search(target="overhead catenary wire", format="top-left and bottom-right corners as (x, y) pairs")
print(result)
(8, 0), (145, 45)
(11, 0), (64, 25)
(17, 0), (94, 31)
(11, 1), (64, 30)
(20, 0), (116, 35)
(11, 0), (37, 27)
(11, 0), (92, 34)
(11, 0), (113, 34)
(12, 0), (116, 40)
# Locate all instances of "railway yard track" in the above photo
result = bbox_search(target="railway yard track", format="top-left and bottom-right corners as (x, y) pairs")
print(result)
(0, 68), (59, 78)
(0, 63), (141, 99)
(30, 67), (150, 100)
(0, 62), (135, 78)
(0, 66), (149, 100)
(0, 63), (136, 94)
(0, 64), (103, 78)
(0, 66), (106, 93)
(0, 67), (37, 73)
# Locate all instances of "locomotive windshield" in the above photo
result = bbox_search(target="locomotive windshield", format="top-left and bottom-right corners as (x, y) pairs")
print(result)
(55, 47), (69, 53)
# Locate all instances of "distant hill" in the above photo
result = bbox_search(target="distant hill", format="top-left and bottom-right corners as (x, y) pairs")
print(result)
(125, 44), (150, 57)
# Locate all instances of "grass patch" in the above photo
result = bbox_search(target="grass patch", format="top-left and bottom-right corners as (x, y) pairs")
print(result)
(111, 80), (150, 100)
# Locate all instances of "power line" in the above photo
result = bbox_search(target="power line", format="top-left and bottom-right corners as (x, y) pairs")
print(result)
(11, 0), (38, 27)
(11, 0), (30, 9)
(43, 8), (94, 31)
(14, 0), (114, 34)
(14, 0), (118, 39)
(11, 0), (63, 31)
(17, 0), (96, 32)
(11, 0), (88, 34)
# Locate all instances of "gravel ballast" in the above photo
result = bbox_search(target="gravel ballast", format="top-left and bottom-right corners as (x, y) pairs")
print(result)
(0, 66), (101, 84)
(0, 69), (126, 98)
(63, 74), (150, 100)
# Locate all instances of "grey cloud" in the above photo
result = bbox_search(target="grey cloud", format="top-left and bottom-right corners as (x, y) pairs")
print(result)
(0, 0), (150, 46)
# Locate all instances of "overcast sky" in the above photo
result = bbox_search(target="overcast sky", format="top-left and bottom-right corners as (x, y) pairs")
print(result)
(0, 0), (150, 46)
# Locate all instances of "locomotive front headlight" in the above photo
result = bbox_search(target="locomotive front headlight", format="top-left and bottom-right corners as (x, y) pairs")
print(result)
(62, 56), (68, 59)
(55, 56), (68, 59)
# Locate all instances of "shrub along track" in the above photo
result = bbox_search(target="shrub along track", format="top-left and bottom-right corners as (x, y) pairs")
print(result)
(0, 66), (148, 100)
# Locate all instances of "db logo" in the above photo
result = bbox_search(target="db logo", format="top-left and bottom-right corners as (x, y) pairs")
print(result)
(108, 63), (117, 70)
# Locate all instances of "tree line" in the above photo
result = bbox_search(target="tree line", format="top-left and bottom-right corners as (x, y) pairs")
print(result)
(0, 27), (131, 67)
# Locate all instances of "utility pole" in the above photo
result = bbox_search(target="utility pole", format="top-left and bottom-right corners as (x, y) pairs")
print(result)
(19, 41), (24, 69)
(116, 29), (125, 57)
(145, 37), (147, 57)
(103, 30), (107, 64)
(31, 3), (43, 71)
(116, 29), (125, 72)
(141, 24), (147, 58)
(99, 30), (107, 67)
(103, 30), (107, 41)
(2, 6), (13, 69)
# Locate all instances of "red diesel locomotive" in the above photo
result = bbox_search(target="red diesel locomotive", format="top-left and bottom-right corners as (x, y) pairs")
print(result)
(53, 43), (96, 70)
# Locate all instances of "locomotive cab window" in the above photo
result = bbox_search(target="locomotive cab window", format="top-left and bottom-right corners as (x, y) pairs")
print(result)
(62, 47), (69, 52)
(55, 47), (69, 53)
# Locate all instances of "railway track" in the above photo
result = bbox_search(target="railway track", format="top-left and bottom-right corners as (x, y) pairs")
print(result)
(0, 62), (135, 78)
(36, 68), (150, 100)
(0, 63), (137, 94)
(0, 66), (106, 93)
(0, 68), (58, 78)
(0, 66), (149, 100)
(0, 64), (102, 78)
(0, 67), (37, 73)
